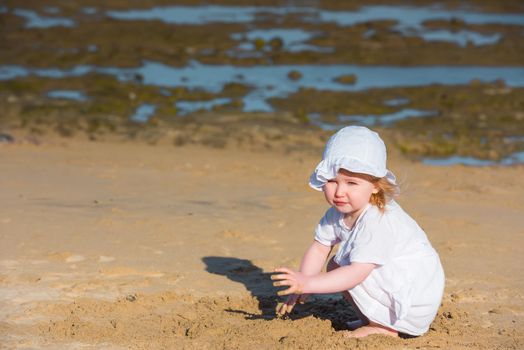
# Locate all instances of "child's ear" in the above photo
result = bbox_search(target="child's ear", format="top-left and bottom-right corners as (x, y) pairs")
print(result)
(372, 186), (379, 194)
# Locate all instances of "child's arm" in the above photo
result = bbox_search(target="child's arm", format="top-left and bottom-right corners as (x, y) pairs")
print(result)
(299, 240), (333, 275)
(272, 262), (375, 296)
(277, 240), (332, 315)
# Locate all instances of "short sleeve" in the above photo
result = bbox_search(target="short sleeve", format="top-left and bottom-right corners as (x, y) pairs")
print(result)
(314, 207), (341, 247)
(349, 219), (395, 265)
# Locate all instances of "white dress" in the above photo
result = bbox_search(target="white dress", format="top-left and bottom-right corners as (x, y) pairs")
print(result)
(314, 201), (445, 336)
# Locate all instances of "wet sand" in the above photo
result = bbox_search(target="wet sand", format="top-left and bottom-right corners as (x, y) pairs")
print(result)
(1, 133), (523, 349)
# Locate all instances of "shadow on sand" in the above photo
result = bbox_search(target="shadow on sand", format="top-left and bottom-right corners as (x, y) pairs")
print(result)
(202, 256), (358, 328)
(202, 256), (278, 320)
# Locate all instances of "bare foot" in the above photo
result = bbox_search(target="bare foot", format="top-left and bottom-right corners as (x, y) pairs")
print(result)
(343, 322), (398, 338)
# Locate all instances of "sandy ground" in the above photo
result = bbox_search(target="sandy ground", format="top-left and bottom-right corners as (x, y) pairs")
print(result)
(1, 134), (523, 349)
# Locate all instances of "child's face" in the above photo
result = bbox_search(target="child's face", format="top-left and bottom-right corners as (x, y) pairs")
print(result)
(323, 169), (378, 217)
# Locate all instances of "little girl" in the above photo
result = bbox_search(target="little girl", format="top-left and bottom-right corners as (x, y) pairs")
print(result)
(272, 126), (445, 338)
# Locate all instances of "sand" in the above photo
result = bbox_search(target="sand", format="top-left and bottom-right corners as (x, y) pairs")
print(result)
(1, 134), (523, 349)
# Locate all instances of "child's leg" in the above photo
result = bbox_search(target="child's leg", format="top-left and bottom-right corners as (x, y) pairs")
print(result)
(326, 257), (368, 325)
(327, 257), (398, 338)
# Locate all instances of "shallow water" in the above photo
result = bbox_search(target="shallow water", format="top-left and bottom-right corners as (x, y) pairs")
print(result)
(504, 136), (524, 143)
(105, 5), (524, 27)
(422, 151), (524, 166)
(231, 28), (332, 53)
(130, 104), (156, 123)
(82, 7), (98, 15)
(339, 109), (437, 127)
(383, 98), (410, 107)
(308, 109), (437, 130)
(2, 62), (524, 113)
(102, 5), (522, 48)
(7, 5), (516, 49)
(176, 98), (232, 116)
(314, 5), (524, 28)
(417, 29), (501, 47)
(11, 8), (74, 28)
(46, 90), (87, 101)
(105, 5), (307, 25)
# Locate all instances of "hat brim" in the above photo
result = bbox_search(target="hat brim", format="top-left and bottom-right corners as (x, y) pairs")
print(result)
(309, 167), (397, 191)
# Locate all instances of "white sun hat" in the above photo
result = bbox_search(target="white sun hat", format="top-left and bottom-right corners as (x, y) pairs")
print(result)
(309, 126), (397, 190)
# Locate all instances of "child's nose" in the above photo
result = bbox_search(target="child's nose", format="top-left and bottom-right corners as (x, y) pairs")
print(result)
(335, 185), (347, 197)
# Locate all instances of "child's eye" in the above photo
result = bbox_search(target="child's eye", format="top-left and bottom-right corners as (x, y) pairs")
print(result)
(347, 181), (357, 185)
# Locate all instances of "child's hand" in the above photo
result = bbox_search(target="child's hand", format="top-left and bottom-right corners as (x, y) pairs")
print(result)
(276, 293), (309, 316)
(271, 267), (308, 296)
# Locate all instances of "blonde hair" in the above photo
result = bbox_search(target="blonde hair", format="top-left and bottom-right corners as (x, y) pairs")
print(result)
(371, 177), (399, 210)
(355, 174), (399, 211)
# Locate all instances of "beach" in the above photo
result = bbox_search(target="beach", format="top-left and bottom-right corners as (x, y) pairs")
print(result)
(1, 132), (523, 349)
(1, 0), (524, 347)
